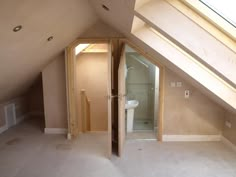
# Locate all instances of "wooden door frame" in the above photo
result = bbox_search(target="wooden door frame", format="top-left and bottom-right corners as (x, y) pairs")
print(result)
(65, 38), (112, 139)
(120, 39), (165, 141)
(65, 38), (165, 142)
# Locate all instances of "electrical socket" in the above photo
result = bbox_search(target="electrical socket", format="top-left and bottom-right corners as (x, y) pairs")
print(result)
(176, 82), (182, 87)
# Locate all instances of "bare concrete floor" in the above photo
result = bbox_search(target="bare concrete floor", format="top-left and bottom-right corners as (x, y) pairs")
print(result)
(0, 118), (236, 177)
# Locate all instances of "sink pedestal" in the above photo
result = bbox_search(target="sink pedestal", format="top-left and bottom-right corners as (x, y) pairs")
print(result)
(125, 100), (139, 133)
(126, 109), (134, 132)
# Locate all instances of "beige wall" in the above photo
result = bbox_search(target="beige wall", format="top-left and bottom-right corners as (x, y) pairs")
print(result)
(81, 20), (123, 38)
(39, 22), (231, 140)
(0, 96), (28, 128)
(40, 22), (123, 131)
(0, 107), (5, 127)
(76, 52), (108, 131)
(223, 111), (236, 146)
(27, 74), (44, 115)
(42, 53), (67, 129)
(41, 53), (227, 136)
(164, 69), (225, 135)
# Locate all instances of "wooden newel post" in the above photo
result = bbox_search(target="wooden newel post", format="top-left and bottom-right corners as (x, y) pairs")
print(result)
(81, 90), (91, 132)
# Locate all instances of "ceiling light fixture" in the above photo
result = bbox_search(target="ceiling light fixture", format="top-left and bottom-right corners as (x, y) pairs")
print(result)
(102, 4), (109, 11)
(13, 25), (22, 32)
(47, 36), (54, 41)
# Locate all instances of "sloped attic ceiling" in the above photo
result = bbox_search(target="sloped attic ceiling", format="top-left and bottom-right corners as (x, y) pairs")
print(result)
(89, 0), (236, 112)
(1, 0), (235, 112)
(0, 0), (97, 102)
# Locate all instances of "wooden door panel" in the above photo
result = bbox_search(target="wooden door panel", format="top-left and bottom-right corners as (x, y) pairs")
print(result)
(107, 42), (112, 158)
(118, 44), (126, 156)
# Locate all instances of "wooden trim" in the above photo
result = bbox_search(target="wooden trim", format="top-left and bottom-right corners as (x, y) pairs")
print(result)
(65, 46), (78, 138)
(80, 90), (91, 132)
(121, 39), (164, 68)
(67, 38), (115, 49)
(66, 38), (112, 139)
(65, 38), (125, 137)
(66, 38), (165, 145)
(66, 38), (117, 159)
(65, 48), (71, 138)
(180, 0), (236, 39)
(121, 39), (165, 142)
(107, 41), (113, 158)
(165, 0), (236, 53)
(81, 90), (86, 133)
(86, 98), (91, 131)
(158, 67), (165, 142)
(149, 26), (236, 92)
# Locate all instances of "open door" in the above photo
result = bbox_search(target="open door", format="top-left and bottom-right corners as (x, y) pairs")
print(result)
(108, 39), (120, 157)
(118, 44), (126, 156)
(65, 47), (79, 139)
(107, 41), (113, 158)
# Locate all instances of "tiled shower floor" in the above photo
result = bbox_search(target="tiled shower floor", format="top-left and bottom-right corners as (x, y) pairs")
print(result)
(133, 119), (154, 131)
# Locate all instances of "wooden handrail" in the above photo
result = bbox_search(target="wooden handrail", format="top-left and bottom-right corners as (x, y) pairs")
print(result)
(81, 90), (91, 132)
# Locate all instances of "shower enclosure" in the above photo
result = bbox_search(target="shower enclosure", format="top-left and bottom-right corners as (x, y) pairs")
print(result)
(126, 49), (159, 132)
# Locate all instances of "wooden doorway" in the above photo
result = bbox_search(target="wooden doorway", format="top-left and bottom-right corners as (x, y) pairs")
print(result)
(65, 39), (112, 158)
(65, 38), (164, 158)
(123, 40), (165, 142)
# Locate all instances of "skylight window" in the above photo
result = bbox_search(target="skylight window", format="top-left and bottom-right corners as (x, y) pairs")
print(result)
(200, 0), (236, 27)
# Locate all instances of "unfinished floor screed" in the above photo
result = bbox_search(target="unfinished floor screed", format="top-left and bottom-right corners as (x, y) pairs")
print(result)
(0, 119), (236, 177)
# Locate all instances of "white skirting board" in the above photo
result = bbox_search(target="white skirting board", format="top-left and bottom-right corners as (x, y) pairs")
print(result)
(221, 136), (236, 152)
(162, 135), (222, 142)
(44, 128), (68, 134)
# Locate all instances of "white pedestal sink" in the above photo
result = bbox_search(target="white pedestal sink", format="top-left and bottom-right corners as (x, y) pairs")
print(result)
(125, 100), (139, 132)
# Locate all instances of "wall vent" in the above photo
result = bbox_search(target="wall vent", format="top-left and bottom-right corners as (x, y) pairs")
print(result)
(4, 104), (16, 129)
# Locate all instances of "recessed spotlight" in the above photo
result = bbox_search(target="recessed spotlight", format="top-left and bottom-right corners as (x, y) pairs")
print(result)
(47, 36), (54, 41)
(13, 25), (22, 32)
(102, 4), (109, 11)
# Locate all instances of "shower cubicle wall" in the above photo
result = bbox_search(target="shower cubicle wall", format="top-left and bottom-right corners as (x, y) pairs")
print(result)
(126, 53), (159, 131)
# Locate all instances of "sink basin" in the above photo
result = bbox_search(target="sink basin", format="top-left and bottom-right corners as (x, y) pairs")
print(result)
(125, 100), (139, 133)
(125, 100), (139, 110)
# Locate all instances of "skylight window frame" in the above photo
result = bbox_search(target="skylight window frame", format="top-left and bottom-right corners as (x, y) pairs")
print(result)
(199, 0), (236, 28)
(178, 0), (236, 40)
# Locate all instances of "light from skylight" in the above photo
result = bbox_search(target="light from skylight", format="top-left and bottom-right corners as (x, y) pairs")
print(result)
(75, 44), (90, 55)
(200, 0), (236, 27)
